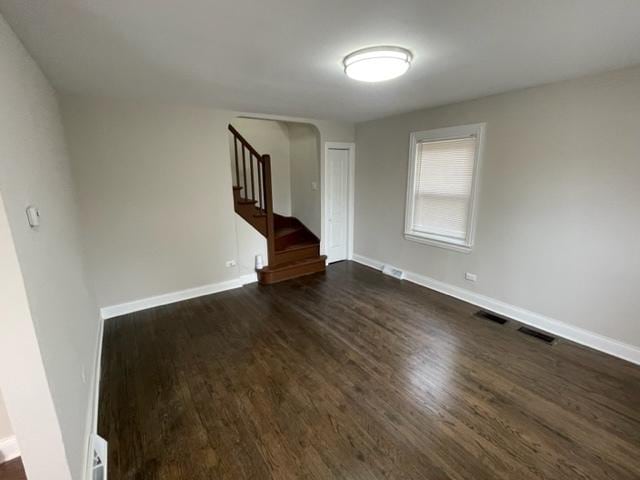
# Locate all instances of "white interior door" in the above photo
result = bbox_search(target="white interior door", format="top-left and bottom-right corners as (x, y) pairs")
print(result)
(327, 148), (350, 263)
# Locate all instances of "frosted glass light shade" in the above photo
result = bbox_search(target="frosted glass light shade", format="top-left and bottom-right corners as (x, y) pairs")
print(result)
(344, 46), (412, 82)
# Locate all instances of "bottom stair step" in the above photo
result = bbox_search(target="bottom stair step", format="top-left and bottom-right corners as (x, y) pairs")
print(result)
(258, 256), (327, 285)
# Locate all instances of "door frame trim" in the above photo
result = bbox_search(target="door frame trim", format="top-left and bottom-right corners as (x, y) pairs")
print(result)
(323, 142), (355, 262)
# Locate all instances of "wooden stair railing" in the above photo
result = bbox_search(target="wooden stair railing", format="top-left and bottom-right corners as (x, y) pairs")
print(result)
(228, 124), (276, 267)
(229, 124), (326, 284)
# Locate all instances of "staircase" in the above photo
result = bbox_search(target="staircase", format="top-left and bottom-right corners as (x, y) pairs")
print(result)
(229, 124), (326, 284)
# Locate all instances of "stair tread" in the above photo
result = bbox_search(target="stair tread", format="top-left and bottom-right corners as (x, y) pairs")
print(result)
(237, 198), (257, 205)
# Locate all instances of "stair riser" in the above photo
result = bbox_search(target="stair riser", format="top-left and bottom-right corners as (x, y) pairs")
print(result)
(274, 214), (300, 230)
(258, 259), (326, 284)
(274, 244), (319, 265)
(275, 230), (313, 250)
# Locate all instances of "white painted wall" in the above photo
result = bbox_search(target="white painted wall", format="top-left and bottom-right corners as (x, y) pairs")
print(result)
(289, 123), (321, 237)
(233, 117), (291, 215)
(0, 12), (100, 479)
(0, 194), (73, 479)
(234, 214), (267, 277)
(355, 65), (640, 351)
(61, 96), (354, 310)
(61, 96), (241, 309)
(0, 391), (12, 441)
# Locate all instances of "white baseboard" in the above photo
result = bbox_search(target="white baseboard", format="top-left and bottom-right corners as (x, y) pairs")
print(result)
(352, 254), (384, 271)
(84, 315), (105, 480)
(0, 435), (20, 464)
(92, 272), (259, 475)
(92, 319), (105, 432)
(352, 254), (640, 366)
(100, 273), (258, 320)
(238, 272), (258, 285)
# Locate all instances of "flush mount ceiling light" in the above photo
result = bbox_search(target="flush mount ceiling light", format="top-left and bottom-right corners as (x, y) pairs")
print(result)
(343, 46), (412, 82)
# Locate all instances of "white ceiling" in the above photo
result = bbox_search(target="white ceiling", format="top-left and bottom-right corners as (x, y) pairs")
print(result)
(2, 0), (640, 122)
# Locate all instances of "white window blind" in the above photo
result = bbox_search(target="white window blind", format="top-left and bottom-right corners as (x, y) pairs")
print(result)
(405, 124), (484, 251)
(413, 137), (476, 239)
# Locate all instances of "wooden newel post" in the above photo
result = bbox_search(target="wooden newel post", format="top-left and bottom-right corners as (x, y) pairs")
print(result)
(262, 154), (276, 266)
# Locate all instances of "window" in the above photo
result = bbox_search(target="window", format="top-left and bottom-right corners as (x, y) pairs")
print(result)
(404, 123), (484, 252)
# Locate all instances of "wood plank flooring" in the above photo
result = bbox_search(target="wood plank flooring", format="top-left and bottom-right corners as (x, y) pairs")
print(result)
(99, 261), (640, 479)
(0, 458), (27, 480)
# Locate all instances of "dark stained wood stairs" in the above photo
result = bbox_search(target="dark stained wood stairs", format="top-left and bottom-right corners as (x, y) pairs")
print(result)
(229, 124), (326, 284)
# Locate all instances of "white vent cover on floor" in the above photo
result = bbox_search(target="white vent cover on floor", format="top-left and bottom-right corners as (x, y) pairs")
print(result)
(382, 265), (405, 280)
(92, 434), (108, 480)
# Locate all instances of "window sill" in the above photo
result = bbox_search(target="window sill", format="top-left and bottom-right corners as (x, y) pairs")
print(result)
(404, 232), (473, 253)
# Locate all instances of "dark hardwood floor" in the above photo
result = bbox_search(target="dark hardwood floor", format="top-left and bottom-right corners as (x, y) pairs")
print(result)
(99, 261), (640, 479)
(0, 458), (27, 480)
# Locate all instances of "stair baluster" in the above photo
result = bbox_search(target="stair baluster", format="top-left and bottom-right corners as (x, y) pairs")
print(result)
(233, 137), (240, 187)
(257, 161), (263, 212)
(249, 153), (255, 202)
(241, 145), (247, 194)
(262, 154), (276, 267)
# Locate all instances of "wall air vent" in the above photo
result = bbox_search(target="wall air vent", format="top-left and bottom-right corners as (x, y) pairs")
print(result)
(382, 265), (405, 280)
(475, 310), (508, 325)
(518, 326), (556, 345)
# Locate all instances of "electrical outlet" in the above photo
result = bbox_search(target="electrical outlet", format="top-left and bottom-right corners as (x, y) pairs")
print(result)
(225, 260), (236, 268)
(465, 272), (477, 282)
(26, 205), (40, 228)
(81, 366), (87, 384)
(311, 181), (318, 191)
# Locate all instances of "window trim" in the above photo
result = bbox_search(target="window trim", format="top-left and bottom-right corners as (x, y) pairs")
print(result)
(404, 123), (485, 253)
